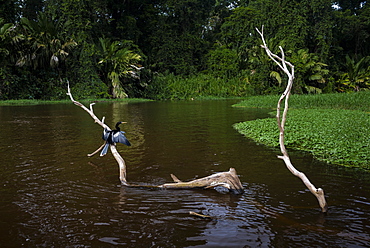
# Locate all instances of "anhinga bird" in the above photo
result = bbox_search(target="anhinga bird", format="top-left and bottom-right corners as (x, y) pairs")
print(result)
(100, 121), (131, 156)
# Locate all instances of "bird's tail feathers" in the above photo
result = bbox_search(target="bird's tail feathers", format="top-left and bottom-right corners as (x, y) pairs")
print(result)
(100, 143), (110, 156)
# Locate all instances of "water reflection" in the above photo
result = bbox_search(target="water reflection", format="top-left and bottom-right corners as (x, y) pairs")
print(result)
(0, 100), (370, 247)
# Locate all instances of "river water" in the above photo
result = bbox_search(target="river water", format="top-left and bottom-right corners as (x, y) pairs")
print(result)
(0, 100), (369, 247)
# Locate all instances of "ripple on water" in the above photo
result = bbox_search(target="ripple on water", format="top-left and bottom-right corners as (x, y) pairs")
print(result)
(2, 101), (370, 248)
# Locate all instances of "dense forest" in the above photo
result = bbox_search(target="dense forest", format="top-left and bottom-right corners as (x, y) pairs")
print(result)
(0, 0), (369, 100)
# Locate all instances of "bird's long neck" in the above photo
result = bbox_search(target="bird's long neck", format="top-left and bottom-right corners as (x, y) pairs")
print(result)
(115, 122), (121, 131)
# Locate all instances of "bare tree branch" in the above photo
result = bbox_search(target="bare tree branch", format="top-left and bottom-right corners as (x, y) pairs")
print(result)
(67, 82), (244, 194)
(110, 145), (128, 185)
(66, 81), (110, 130)
(256, 26), (328, 212)
(67, 81), (128, 184)
(189, 211), (213, 219)
(87, 142), (106, 157)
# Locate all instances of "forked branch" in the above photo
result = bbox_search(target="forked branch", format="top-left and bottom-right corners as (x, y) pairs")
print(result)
(66, 81), (127, 184)
(67, 82), (244, 194)
(256, 26), (328, 212)
(67, 83), (109, 130)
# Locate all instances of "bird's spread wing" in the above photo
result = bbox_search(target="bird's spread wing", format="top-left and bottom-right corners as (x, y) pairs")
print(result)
(102, 128), (110, 141)
(113, 131), (131, 146)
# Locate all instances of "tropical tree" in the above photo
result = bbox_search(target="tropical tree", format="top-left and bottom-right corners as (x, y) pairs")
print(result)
(205, 45), (239, 78)
(0, 0), (20, 23)
(332, 2), (370, 70)
(337, 55), (370, 92)
(241, 36), (292, 94)
(0, 19), (14, 62)
(289, 49), (329, 94)
(0, 19), (16, 99)
(145, 0), (215, 75)
(20, 0), (44, 21)
(95, 38), (142, 98)
(14, 13), (77, 71)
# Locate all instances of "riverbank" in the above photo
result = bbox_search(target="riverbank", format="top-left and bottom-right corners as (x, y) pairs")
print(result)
(0, 98), (151, 106)
(233, 91), (370, 170)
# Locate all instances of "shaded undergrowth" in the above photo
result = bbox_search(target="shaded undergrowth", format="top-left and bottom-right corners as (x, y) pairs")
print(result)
(145, 73), (253, 100)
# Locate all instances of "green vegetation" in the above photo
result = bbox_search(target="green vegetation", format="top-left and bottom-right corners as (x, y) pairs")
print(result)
(1, 1), (369, 171)
(233, 92), (370, 170)
(0, 98), (151, 106)
(233, 91), (370, 112)
(144, 73), (252, 100)
(1, 1), (370, 100)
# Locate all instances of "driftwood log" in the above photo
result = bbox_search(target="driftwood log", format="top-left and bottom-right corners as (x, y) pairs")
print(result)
(66, 83), (244, 194)
(256, 26), (328, 212)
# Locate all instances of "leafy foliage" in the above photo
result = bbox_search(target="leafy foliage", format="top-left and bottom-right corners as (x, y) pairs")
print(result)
(145, 73), (252, 100)
(0, 19), (14, 61)
(233, 91), (370, 112)
(95, 38), (142, 98)
(205, 45), (239, 78)
(234, 108), (370, 169)
(289, 49), (330, 93)
(336, 55), (370, 92)
(15, 13), (77, 70)
(0, 0), (370, 99)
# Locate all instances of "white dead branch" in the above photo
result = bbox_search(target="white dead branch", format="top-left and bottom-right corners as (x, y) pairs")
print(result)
(66, 82), (244, 194)
(256, 26), (328, 212)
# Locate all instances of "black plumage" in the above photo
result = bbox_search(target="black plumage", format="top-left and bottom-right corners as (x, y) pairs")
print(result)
(100, 121), (131, 156)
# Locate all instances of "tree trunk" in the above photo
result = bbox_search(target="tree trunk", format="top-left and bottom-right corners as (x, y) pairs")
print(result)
(256, 27), (328, 213)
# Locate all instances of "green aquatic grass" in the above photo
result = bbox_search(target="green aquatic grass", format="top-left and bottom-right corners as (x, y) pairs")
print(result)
(233, 91), (370, 112)
(0, 98), (151, 106)
(0, 99), (69, 105)
(234, 108), (370, 170)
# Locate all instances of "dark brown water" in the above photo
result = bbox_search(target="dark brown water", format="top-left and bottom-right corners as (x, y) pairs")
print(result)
(1, 100), (370, 247)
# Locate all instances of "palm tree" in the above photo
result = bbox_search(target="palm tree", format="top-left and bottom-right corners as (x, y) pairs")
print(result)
(15, 13), (77, 70)
(0, 19), (14, 63)
(338, 55), (370, 91)
(291, 49), (329, 94)
(96, 38), (142, 98)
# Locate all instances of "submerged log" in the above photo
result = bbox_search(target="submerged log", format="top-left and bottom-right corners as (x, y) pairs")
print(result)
(66, 82), (244, 194)
(124, 168), (244, 194)
(159, 168), (244, 194)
